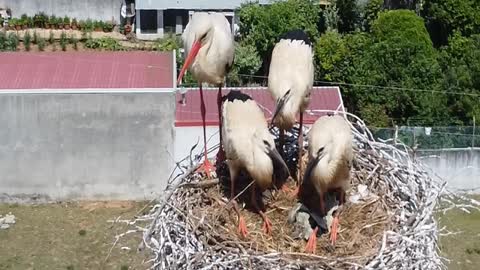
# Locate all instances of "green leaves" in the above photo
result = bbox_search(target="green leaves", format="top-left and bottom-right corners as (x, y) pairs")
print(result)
(228, 41), (262, 86)
(238, 0), (321, 57)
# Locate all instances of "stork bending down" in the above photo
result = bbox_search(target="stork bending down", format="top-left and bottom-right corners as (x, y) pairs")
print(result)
(299, 115), (353, 252)
(268, 29), (314, 192)
(222, 90), (289, 237)
(177, 12), (234, 178)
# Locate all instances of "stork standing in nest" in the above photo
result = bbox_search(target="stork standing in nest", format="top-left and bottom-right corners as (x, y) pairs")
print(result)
(177, 12), (234, 178)
(222, 90), (289, 237)
(268, 29), (314, 192)
(300, 115), (353, 253)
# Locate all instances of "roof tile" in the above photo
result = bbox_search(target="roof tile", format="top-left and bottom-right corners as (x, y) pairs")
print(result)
(175, 87), (344, 126)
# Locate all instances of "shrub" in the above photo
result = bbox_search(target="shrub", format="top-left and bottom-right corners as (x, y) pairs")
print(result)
(49, 15), (57, 27)
(84, 19), (94, 32)
(103, 21), (114, 32)
(37, 37), (46, 51)
(48, 30), (54, 44)
(33, 30), (38, 44)
(7, 32), (18, 51)
(72, 37), (78, 50)
(84, 37), (123, 51)
(60, 31), (67, 51)
(0, 31), (6, 51)
(24, 31), (32, 51)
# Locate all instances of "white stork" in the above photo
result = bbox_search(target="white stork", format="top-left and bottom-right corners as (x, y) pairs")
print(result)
(300, 115), (353, 252)
(222, 90), (289, 237)
(177, 12), (235, 177)
(268, 29), (314, 191)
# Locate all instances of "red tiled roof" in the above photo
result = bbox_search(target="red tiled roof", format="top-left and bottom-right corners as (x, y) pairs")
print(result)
(0, 51), (174, 89)
(175, 87), (344, 127)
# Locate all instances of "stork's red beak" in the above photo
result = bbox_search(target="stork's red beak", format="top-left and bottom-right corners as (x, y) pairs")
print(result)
(177, 41), (202, 85)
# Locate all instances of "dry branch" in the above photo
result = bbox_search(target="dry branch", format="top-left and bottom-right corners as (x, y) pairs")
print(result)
(118, 111), (479, 270)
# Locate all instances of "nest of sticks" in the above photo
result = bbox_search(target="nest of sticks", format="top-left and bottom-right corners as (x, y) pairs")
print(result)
(129, 111), (479, 270)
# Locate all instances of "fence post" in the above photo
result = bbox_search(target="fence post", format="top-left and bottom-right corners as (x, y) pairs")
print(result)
(473, 116), (476, 148)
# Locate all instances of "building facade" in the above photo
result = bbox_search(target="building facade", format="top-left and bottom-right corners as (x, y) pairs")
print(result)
(134, 0), (271, 40)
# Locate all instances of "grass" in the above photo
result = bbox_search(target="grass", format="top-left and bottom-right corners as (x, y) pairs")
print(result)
(0, 196), (478, 269)
(437, 195), (480, 270)
(0, 201), (151, 270)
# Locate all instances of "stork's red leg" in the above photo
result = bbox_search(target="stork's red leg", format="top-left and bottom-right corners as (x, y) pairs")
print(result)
(216, 86), (225, 164)
(229, 167), (248, 237)
(196, 84), (215, 178)
(304, 227), (318, 253)
(330, 188), (344, 245)
(251, 184), (272, 234)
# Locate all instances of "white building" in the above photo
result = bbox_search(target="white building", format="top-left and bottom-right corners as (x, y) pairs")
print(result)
(134, 0), (271, 40)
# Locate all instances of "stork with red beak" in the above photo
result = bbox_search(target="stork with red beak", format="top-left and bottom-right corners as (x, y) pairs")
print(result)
(177, 12), (235, 177)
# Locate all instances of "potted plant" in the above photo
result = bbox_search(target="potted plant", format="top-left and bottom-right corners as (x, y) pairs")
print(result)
(84, 19), (93, 32)
(49, 15), (57, 29)
(44, 16), (51, 29)
(33, 13), (41, 28)
(103, 21), (114, 32)
(35, 12), (48, 28)
(63, 16), (70, 30)
(124, 23), (132, 34)
(11, 19), (23, 31)
(94, 20), (103, 32)
(20, 14), (28, 29)
(71, 18), (78, 30)
(57, 17), (64, 29)
(27, 16), (34, 29)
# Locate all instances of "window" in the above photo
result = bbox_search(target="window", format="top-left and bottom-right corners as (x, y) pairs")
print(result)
(140, 10), (157, 33)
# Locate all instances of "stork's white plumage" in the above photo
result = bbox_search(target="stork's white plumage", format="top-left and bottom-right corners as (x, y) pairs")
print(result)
(267, 29), (314, 187)
(300, 115), (353, 252)
(222, 90), (289, 237)
(177, 12), (235, 178)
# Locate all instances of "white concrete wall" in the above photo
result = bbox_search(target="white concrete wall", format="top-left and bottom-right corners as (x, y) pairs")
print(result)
(0, 0), (121, 22)
(0, 90), (176, 201)
(419, 148), (480, 191)
(174, 126), (219, 162)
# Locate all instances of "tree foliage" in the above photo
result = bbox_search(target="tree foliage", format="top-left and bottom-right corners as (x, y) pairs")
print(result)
(238, 0), (321, 58)
(233, 0), (480, 129)
(438, 33), (480, 123)
(422, 0), (480, 46)
(228, 41), (262, 86)
(336, 0), (360, 33)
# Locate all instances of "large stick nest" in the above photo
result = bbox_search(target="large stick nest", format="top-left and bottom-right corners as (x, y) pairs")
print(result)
(130, 111), (479, 270)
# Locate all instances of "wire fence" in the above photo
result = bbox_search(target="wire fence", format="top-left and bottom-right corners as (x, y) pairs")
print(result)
(371, 126), (480, 149)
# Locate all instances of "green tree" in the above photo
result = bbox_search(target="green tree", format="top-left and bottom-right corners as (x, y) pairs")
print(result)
(238, 0), (321, 59)
(336, 0), (359, 33)
(363, 0), (384, 31)
(314, 30), (349, 81)
(422, 0), (480, 46)
(349, 10), (447, 126)
(228, 41), (262, 86)
(438, 33), (480, 124)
